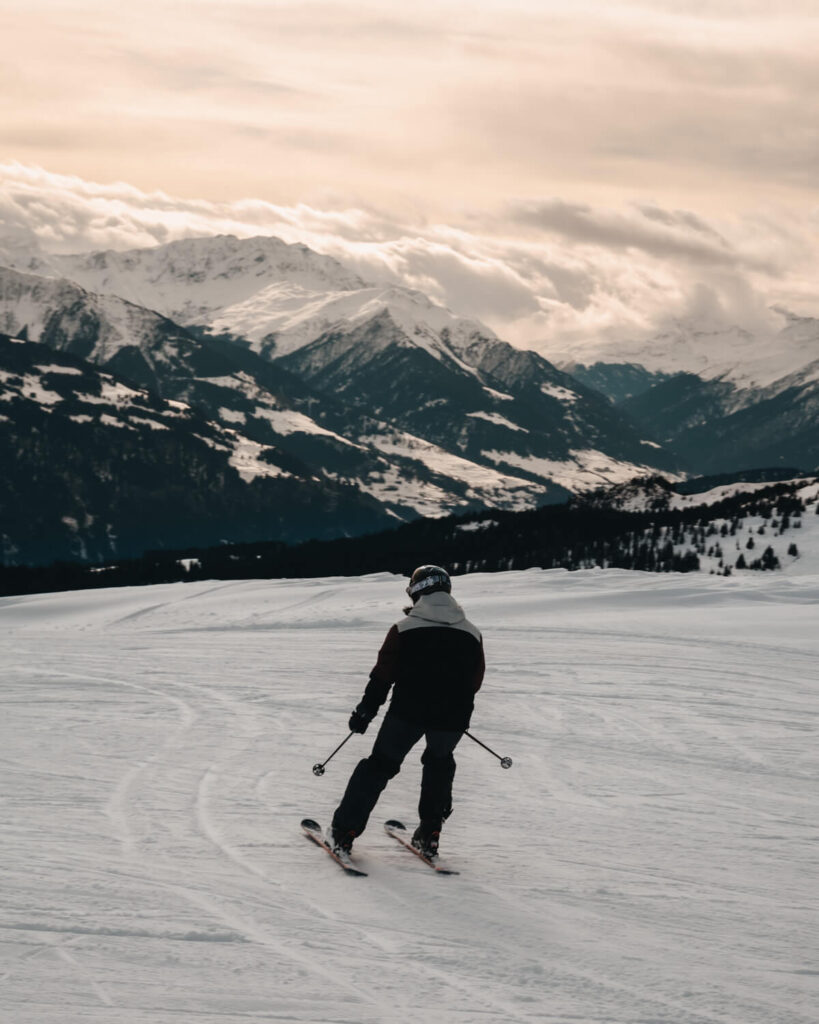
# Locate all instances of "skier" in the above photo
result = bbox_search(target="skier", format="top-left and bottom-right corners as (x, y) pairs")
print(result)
(329, 564), (485, 860)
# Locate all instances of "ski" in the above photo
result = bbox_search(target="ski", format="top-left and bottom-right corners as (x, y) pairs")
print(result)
(383, 819), (460, 875)
(300, 818), (367, 876)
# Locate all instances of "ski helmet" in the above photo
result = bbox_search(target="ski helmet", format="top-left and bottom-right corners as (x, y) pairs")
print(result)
(406, 564), (451, 601)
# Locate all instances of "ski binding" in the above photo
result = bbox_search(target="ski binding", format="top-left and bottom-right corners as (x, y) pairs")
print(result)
(301, 818), (367, 876)
(384, 819), (459, 874)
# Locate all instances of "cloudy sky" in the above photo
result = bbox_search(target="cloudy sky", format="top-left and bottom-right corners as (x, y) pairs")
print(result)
(1, 0), (818, 354)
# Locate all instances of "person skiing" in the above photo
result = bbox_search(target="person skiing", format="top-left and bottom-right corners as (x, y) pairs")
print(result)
(329, 564), (485, 859)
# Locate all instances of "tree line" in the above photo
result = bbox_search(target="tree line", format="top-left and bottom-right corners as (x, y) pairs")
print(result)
(2, 477), (815, 597)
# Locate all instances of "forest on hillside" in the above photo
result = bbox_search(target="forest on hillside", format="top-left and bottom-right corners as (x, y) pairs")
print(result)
(2, 478), (815, 597)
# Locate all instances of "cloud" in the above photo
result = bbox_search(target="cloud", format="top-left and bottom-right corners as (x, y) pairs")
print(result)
(4, 1), (819, 217)
(0, 163), (816, 363)
(505, 199), (781, 274)
(113, 47), (304, 98)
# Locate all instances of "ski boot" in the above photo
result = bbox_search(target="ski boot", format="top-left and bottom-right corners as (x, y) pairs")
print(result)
(411, 819), (441, 859)
(328, 824), (356, 856)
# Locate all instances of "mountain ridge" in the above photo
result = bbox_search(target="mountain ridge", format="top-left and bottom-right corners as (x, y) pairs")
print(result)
(0, 236), (683, 515)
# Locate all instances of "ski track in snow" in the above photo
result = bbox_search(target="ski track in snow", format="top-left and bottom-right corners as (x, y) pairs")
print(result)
(1, 569), (817, 1024)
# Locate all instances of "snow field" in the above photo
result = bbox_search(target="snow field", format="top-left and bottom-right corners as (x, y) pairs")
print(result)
(1, 569), (817, 1023)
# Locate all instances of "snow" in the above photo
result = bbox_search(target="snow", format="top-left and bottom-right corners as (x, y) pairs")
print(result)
(209, 280), (493, 377)
(361, 430), (542, 510)
(128, 416), (170, 432)
(547, 313), (819, 392)
(482, 386), (514, 401)
(50, 235), (366, 327)
(456, 519), (499, 532)
(165, 399), (190, 414)
(540, 381), (579, 403)
(482, 447), (668, 491)
(34, 364), (83, 376)
(0, 267), (178, 367)
(76, 380), (144, 406)
(1, 568), (817, 1023)
(347, 464), (457, 519)
(18, 373), (62, 406)
(690, 481), (819, 577)
(228, 436), (289, 482)
(668, 478), (817, 510)
(466, 410), (528, 432)
(218, 407), (247, 425)
(252, 407), (359, 446)
(99, 413), (134, 430)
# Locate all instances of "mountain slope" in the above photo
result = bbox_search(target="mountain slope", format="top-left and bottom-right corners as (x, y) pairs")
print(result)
(658, 375), (819, 474)
(559, 313), (819, 475)
(0, 264), (233, 393)
(0, 333), (395, 565)
(276, 306), (681, 490)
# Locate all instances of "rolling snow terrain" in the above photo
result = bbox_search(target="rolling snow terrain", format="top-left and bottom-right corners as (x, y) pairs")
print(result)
(1, 568), (817, 1024)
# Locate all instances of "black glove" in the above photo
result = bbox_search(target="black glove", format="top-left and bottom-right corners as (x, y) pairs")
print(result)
(349, 702), (375, 734)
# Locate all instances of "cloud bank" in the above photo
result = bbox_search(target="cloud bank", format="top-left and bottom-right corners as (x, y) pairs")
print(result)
(4, 2), (819, 216)
(1, 163), (816, 361)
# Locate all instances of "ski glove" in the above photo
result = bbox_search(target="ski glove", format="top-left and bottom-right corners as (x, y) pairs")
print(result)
(349, 702), (375, 734)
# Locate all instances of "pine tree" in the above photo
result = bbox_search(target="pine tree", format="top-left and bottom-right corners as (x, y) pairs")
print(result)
(760, 546), (780, 570)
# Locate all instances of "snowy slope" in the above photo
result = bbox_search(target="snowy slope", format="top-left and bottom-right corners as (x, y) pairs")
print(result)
(577, 475), (819, 576)
(47, 235), (366, 326)
(1, 569), (817, 1023)
(0, 265), (219, 392)
(211, 281), (496, 366)
(43, 236), (494, 367)
(0, 333), (400, 563)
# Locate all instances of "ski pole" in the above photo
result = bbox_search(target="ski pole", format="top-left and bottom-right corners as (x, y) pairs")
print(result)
(464, 730), (513, 769)
(312, 732), (354, 776)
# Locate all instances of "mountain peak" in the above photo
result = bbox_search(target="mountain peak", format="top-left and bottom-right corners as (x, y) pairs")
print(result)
(43, 234), (367, 326)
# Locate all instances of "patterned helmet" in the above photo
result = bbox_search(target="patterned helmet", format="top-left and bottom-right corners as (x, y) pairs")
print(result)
(406, 564), (451, 601)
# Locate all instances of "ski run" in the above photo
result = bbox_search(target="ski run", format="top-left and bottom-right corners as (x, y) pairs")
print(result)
(1, 567), (817, 1023)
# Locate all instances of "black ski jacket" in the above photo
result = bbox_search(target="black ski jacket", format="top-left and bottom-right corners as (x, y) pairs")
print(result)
(360, 592), (484, 731)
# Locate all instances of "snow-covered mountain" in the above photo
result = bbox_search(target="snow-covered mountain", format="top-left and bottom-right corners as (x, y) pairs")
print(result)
(6, 226), (817, 564)
(0, 264), (227, 391)
(46, 234), (366, 327)
(557, 312), (819, 392)
(0, 237), (685, 538)
(274, 305), (677, 490)
(560, 312), (819, 475)
(0, 266), (556, 521)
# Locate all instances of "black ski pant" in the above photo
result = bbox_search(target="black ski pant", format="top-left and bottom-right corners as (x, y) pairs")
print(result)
(332, 712), (463, 837)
